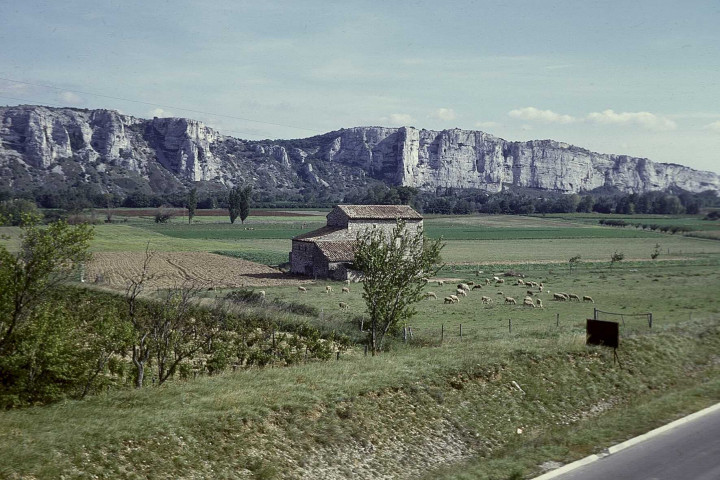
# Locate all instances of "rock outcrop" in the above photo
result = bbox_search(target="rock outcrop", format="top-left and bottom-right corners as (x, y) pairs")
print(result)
(1, 105), (718, 196)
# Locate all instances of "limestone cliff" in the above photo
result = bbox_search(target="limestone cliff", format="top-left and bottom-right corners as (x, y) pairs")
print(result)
(0, 105), (717, 196)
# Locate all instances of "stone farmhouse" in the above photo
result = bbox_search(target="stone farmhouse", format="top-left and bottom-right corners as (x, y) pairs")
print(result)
(289, 205), (423, 280)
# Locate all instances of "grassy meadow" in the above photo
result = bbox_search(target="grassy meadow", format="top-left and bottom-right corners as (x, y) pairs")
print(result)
(1, 209), (720, 479)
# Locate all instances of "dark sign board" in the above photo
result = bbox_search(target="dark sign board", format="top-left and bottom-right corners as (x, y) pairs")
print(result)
(586, 319), (619, 348)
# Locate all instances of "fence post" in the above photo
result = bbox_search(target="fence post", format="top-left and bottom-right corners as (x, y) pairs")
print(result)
(556, 313), (559, 327)
(594, 308), (598, 320)
(441, 324), (444, 342)
(403, 327), (407, 343)
(460, 324), (463, 338)
(649, 313), (653, 329)
(509, 318), (512, 334)
(364, 344), (368, 356)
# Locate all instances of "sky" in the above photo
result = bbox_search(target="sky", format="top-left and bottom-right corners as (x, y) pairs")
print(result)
(1, 0), (719, 173)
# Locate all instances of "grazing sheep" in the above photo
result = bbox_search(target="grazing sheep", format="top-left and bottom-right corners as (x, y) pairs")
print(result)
(472, 284), (483, 290)
(539, 282), (544, 287)
(493, 276), (501, 281)
(450, 295), (460, 303)
(444, 297), (454, 304)
(258, 290), (266, 298)
(568, 293), (581, 301)
(458, 283), (470, 291)
(538, 286), (544, 292)
(325, 286), (333, 294)
(497, 291), (504, 295)
(524, 296), (533, 303)
(553, 293), (567, 301)
(481, 296), (492, 304)
(298, 286), (307, 293)
(456, 288), (467, 297)
(485, 278), (491, 285)
(523, 298), (535, 308)
(535, 298), (544, 308)
(339, 302), (349, 310)
(495, 278), (505, 284)
(504, 296), (517, 305)
(345, 279), (351, 285)
(425, 292), (437, 300)
(583, 295), (595, 303)
(341, 287), (350, 294)
(437, 280), (445, 286)
(526, 290), (534, 296)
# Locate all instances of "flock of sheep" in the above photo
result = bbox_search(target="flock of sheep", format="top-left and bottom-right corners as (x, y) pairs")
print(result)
(428, 274), (595, 309)
(273, 275), (596, 313)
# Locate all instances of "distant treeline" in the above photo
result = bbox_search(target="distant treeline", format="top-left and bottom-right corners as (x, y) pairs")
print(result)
(0, 183), (717, 218)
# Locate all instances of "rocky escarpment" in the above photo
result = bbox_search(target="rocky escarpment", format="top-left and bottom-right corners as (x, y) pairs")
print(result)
(1, 105), (718, 196)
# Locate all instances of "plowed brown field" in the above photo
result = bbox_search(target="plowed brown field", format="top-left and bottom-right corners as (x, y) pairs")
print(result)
(86, 252), (311, 289)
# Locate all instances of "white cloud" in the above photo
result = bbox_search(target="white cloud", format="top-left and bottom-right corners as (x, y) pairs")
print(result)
(432, 108), (456, 121)
(703, 120), (720, 133)
(475, 121), (500, 129)
(586, 109), (676, 131)
(381, 113), (415, 125)
(148, 108), (173, 118)
(508, 107), (576, 124)
(58, 91), (83, 104)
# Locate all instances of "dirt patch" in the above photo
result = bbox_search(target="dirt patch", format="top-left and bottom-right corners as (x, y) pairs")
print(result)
(86, 252), (313, 289)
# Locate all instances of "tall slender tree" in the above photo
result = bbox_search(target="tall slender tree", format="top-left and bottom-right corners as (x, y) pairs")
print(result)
(186, 187), (197, 224)
(228, 186), (241, 224)
(239, 186), (252, 224)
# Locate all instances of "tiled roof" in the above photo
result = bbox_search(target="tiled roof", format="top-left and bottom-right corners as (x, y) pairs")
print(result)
(293, 225), (345, 241)
(316, 241), (356, 262)
(336, 205), (422, 220)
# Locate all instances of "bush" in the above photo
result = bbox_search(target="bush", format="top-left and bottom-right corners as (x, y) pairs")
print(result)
(154, 208), (174, 224)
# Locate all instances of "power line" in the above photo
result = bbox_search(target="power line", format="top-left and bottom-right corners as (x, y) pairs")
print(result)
(0, 75), (323, 133)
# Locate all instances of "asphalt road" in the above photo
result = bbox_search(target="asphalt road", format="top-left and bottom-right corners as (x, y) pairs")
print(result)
(546, 406), (720, 480)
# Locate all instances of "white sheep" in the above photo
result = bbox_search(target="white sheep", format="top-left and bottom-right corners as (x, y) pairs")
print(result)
(345, 279), (351, 285)
(523, 298), (535, 308)
(583, 295), (594, 303)
(341, 287), (350, 294)
(437, 280), (445, 286)
(450, 294), (460, 303)
(535, 298), (544, 308)
(456, 288), (467, 297)
(458, 283), (470, 291)
(444, 297), (454, 304)
(504, 296), (517, 305)
(481, 296), (492, 304)
(258, 290), (266, 298)
(485, 278), (491, 285)
(339, 302), (349, 310)
(497, 291), (504, 295)
(516, 279), (525, 285)
(425, 292), (437, 300)
(568, 293), (580, 301)
(325, 286), (333, 294)
(298, 286), (307, 293)
(495, 278), (505, 284)
(553, 293), (567, 301)
(538, 286), (544, 292)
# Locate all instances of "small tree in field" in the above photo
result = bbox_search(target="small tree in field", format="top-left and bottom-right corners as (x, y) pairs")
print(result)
(651, 243), (661, 260)
(353, 221), (443, 355)
(568, 255), (582, 273)
(610, 250), (625, 267)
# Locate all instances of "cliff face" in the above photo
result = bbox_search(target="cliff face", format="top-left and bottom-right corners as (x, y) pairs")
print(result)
(1, 105), (718, 196)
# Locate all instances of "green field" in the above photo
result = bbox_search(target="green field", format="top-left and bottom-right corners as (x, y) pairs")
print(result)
(2, 211), (720, 479)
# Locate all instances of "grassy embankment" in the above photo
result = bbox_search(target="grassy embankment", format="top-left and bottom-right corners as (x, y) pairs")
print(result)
(1, 212), (720, 479)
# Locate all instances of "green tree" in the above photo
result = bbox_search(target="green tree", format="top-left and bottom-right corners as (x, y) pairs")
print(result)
(568, 255), (582, 273)
(186, 187), (198, 224)
(353, 221), (444, 355)
(0, 220), (94, 351)
(0, 199), (40, 226)
(239, 186), (252, 224)
(610, 250), (625, 267)
(228, 186), (241, 224)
